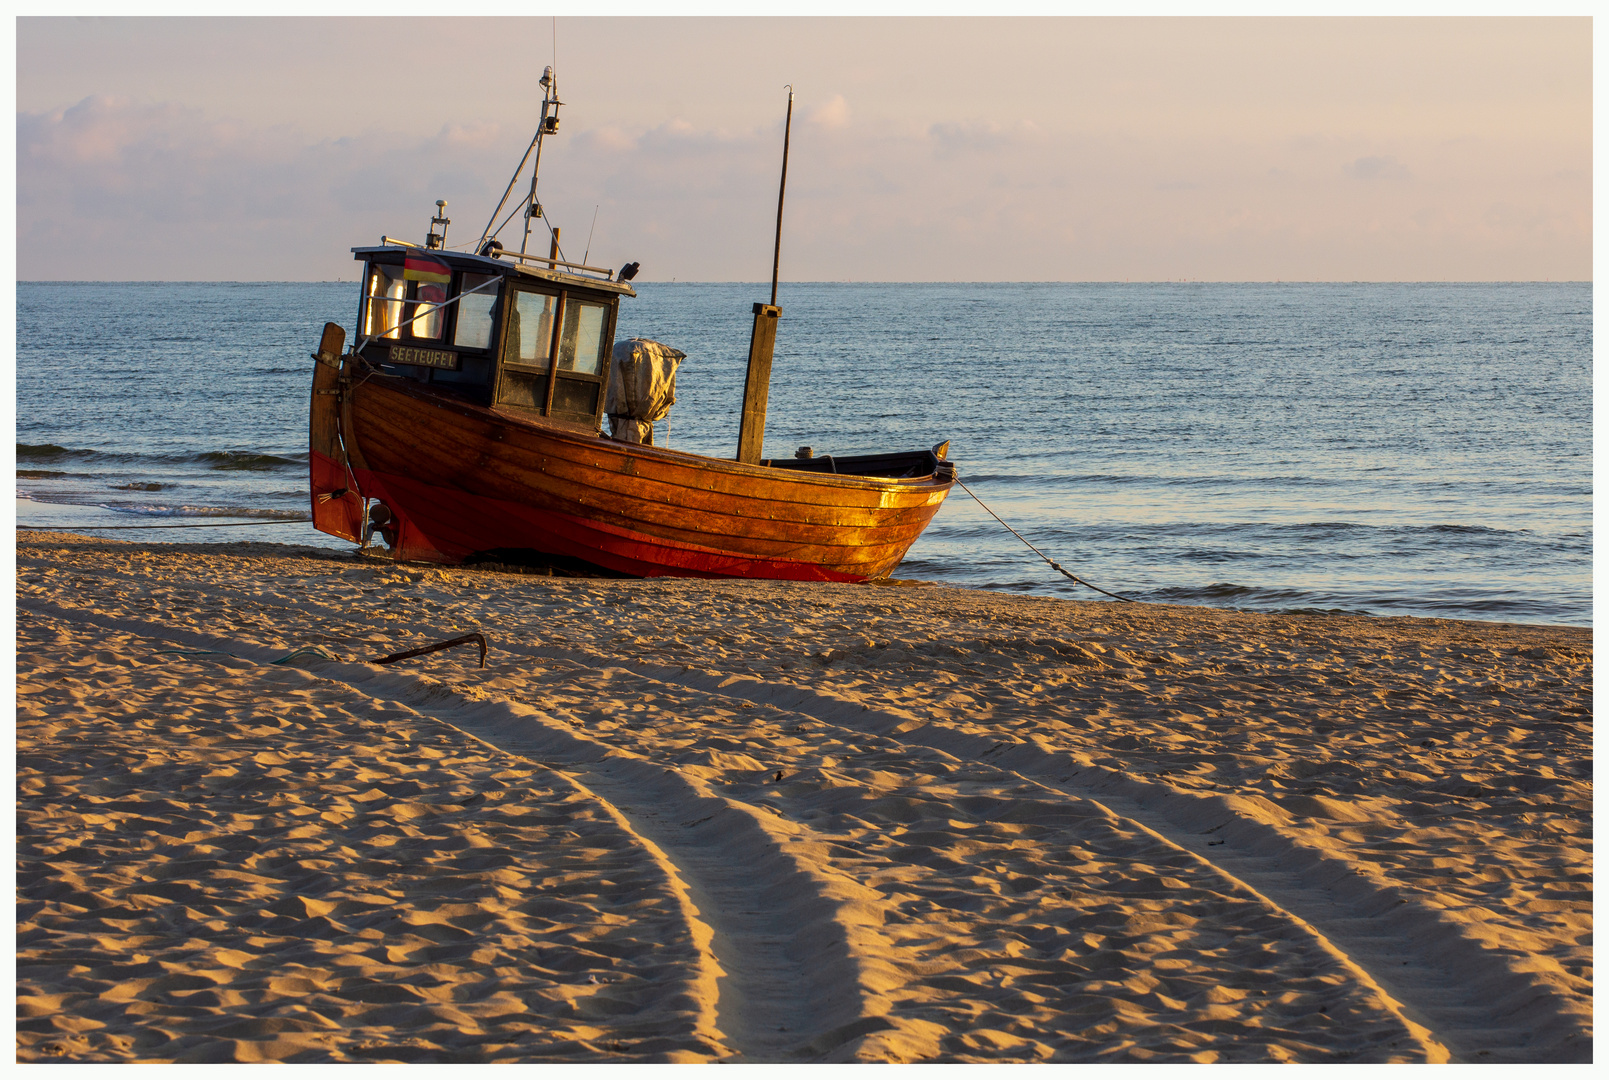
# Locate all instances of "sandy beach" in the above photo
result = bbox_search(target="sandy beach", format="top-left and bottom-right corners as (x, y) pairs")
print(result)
(15, 532), (1592, 1063)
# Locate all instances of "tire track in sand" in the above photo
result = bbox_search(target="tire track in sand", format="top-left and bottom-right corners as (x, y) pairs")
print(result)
(16, 567), (1589, 1061)
(574, 659), (1589, 1064)
(16, 596), (929, 1063)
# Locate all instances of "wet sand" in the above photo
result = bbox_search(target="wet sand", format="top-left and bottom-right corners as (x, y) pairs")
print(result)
(15, 533), (1592, 1062)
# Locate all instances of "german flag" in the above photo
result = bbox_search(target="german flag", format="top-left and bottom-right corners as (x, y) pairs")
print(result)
(403, 253), (452, 284)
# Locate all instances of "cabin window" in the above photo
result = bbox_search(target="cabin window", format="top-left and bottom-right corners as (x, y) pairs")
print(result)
(412, 282), (446, 340)
(558, 299), (609, 375)
(496, 288), (558, 410)
(364, 265), (407, 339)
(492, 285), (613, 427)
(496, 367), (546, 410)
(364, 262), (445, 341)
(551, 377), (600, 418)
(453, 273), (500, 351)
(507, 291), (557, 365)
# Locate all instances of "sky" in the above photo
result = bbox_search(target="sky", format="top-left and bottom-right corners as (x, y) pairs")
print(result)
(14, 16), (1593, 282)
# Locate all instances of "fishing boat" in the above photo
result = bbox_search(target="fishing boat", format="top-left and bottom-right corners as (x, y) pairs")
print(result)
(308, 74), (955, 581)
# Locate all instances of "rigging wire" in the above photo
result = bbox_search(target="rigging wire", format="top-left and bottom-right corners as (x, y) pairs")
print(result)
(488, 203), (566, 265)
(954, 477), (1135, 603)
(478, 127), (544, 244)
(486, 198), (526, 246)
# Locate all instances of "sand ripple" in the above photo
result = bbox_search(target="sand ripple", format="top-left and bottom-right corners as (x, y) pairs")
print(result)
(16, 534), (1592, 1062)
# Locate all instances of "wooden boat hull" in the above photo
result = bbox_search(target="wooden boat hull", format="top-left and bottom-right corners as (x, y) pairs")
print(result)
(340, 370), (954, 580)
(308, 323), (365, 541)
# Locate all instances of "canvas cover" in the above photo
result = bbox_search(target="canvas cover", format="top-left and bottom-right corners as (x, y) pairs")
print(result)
(607, 338), (687, 445)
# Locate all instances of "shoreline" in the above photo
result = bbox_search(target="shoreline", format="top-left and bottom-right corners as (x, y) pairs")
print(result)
(13, 512), (1592, 630)
(17, 533), (1592, 1062)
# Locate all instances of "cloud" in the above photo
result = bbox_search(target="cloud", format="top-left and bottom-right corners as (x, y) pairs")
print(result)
(17, 95), (530, 278)
(574, 125), (637, 153)
(927, 118), (1038, 161)
(806, 95), (849, 129)
(15, 94), (805, 280)
(1343, 154), (1410, 181)
(13, 94), (1590, 283)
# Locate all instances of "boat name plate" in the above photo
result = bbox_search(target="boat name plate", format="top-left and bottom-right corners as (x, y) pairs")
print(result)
(389, 345), (460, 370)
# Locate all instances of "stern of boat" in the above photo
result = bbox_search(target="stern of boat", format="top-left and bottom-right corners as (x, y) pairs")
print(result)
(309, 322), (366, 542)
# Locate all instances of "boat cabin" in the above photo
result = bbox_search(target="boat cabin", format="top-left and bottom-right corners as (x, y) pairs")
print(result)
(351, 245), (636, 433)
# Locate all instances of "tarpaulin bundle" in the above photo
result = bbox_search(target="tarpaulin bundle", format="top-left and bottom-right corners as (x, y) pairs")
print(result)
(606, 338), (687, 445)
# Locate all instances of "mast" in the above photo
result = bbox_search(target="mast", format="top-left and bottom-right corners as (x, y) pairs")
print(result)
(477, 66), (562, 253)
(736, 87), (794, 466)
(770, 88), (793, 306)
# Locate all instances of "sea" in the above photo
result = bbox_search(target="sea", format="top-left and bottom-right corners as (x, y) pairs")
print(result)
(16, 281), (1592, 627)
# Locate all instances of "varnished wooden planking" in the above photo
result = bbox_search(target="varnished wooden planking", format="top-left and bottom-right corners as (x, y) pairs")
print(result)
(345, 384), (939, 563)
(359, 439), (936, 566)
(363, 376), (944, 516)
(353, 395), (943, 555)
(392, 374), (939, 506)
(345, 370), (952, 577)
(355, 465), (900, 579)
(370, 427), (938, 545)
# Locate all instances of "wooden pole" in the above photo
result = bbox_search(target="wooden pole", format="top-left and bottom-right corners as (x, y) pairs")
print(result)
(737, 303), (780, 464)
(738, 89), (793, 465)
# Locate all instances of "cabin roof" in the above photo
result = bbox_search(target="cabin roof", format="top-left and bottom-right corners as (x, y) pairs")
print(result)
(352, 245), (637, 298)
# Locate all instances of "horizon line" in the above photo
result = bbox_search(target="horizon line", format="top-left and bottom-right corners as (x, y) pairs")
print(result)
(16, 279), (1594, 286)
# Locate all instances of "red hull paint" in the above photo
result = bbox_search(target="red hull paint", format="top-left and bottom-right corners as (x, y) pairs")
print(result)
(309, 448), (364, 542)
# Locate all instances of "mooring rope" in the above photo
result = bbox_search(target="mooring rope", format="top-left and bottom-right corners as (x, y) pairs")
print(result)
(19, 519), (312, 531)
(955, 477), (1135, 603)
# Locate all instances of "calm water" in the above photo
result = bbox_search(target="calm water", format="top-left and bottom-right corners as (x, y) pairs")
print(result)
(16, 281), (1592, 626)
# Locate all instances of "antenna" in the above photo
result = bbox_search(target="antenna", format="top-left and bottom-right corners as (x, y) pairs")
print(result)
(427, 200), (450, 249)
(583, 204), (600, 266)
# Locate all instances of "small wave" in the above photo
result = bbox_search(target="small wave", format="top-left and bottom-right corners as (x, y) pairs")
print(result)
(1287, 521), (1366, 533)
(21, 443), (305, 471)
(1146, 582), (1377, 617)
(1152, 582), (1315, 604)
(1153, 582), (1260, 601)
(111, 482), (164, 491)
(1423, 523), (1507, 536)
(105, 503), (309, 521)
(18, 443), (95, 460)
(200, 451), (300, 471)
(948, 473), (1028, 486)
(17, 469), (69, 479)
(1275, 605), (1372, 617)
